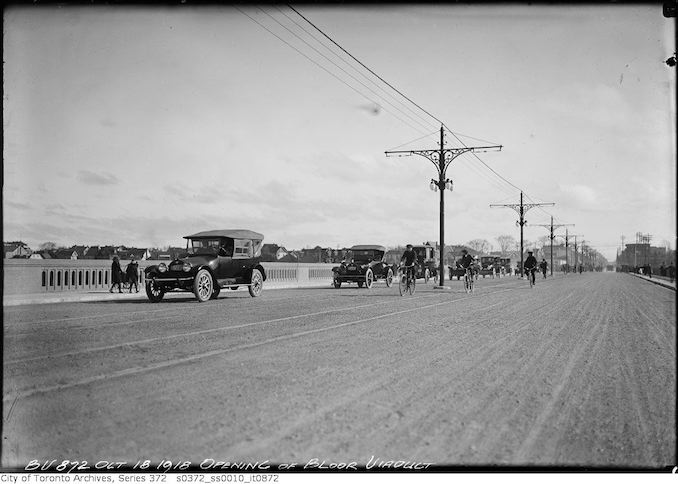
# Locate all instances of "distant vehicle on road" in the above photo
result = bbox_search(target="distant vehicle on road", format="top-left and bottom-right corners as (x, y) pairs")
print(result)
(332, 245), (395, 289)
(411, 244), (438, 283)
(144, 229), (267, 302)
(479, 256), (496, 278)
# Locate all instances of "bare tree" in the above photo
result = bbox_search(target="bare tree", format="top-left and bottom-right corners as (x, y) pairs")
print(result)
(495, 235), (516, 255)
(466, 239), (491, 254)
(39, 241), (59, 251)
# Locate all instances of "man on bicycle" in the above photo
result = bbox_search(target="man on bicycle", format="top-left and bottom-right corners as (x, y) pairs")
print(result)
(400, 244), (418, 280)
(524, 250), (538, 285)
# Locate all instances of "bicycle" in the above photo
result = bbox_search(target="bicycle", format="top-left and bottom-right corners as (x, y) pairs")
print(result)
(526, 267), (536, 288)
(463, 267), (474, 293)
(399, 264), (416, 296)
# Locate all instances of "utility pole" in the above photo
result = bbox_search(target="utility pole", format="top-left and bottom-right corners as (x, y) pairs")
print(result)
(571, 234), (584, 273)
(554, 229), (581, 273)
(534, 216), (574, 277)
(386, 125), (501, 287)
(490, 192), (554, 277)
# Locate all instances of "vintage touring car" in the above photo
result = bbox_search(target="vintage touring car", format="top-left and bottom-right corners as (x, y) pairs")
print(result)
(332, 245), (395, 289)
(144, 229), (266, 302)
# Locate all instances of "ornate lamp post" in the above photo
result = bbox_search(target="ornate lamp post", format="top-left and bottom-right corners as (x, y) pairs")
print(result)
(386, 126), (501, 287)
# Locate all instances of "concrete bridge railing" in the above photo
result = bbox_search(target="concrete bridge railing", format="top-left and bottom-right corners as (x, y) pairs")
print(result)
(2, 259), (336, 296)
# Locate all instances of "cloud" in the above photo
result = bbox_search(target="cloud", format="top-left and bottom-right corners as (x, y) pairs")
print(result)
(558, 183), (598, 205)
(76, 170), (120, 186)
(5, 201), (31, 210)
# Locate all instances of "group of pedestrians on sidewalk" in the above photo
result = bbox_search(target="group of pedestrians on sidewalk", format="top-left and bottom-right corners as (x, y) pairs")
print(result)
(110, 255), (140, 293)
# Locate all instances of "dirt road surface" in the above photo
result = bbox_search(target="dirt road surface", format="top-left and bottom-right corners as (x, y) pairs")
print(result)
(3, 272), (675, 469)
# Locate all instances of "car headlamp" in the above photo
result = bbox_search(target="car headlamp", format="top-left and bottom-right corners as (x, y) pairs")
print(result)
(182, 262), (192, 272)
(158, 263), (167, 273)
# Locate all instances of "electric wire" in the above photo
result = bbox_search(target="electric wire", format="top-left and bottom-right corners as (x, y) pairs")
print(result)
(288, 4), (445, 127)
(276, 5), (438, 132)
(258, 7), (437, 134)
(243, 6), (567, 231)
(234, 6), (432, 136)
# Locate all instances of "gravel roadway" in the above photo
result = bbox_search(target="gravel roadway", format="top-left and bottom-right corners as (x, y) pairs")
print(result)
(2, 272), (675, 469)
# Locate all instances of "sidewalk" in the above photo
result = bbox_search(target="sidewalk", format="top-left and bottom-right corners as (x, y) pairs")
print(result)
(3, 281), (335, 307)
(631, 273), (676, 291)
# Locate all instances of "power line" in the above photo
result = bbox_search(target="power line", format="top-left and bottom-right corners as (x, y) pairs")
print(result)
(259, 7), (437, 134)
(234, 6), (432, 136)
(288, 4), (445, 127)
(275, 5), (438, 131)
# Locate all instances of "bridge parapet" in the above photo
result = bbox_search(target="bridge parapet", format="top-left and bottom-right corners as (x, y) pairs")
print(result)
(2, 259), (335, 295)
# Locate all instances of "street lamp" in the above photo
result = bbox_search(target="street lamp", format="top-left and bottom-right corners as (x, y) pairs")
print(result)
(430, 178), (453, 192)
(385, 125), (502, 287)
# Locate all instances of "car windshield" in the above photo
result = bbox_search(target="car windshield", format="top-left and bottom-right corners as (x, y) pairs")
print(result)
(351, 250), (382, 263)
(187, 238), (221, 255)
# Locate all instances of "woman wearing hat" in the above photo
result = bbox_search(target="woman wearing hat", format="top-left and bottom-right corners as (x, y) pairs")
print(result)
(110, 255), (124, 293)
(126, 255), (140, 293)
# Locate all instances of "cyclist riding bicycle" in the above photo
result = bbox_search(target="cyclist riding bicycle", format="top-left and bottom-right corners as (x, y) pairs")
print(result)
(400, 244), (418, 280)
(524, 250), (538, 285)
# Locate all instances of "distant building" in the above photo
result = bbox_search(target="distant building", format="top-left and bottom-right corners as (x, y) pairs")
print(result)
(261, 244), (289, 262)
(4, 241), (32, 258)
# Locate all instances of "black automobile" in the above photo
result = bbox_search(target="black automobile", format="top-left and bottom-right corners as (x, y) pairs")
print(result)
(412, 244), (438, 283)
(332, 245), (395, 289)
(144, 229), (267, 302)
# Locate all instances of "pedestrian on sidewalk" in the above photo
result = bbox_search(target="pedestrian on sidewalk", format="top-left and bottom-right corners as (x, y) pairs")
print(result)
(110, 255), (124, 293)
(668, 262), (675, 283)
(126, 255), (140, 293)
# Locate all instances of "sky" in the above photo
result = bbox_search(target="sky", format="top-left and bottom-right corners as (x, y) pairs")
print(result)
(3, 4), (676, 262)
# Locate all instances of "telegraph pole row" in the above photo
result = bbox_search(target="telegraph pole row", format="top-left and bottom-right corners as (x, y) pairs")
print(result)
(534, 216), (574, 276)
(490, 192), (554, 277)
(386, 125), (502, 287)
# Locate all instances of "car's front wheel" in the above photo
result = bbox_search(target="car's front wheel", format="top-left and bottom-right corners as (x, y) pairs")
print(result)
(193, 269), (213, 302)
(385, 268), (394, 287)
(248, 268), (263, 297)
(145, 280), (165, 302)
(365, 268), (374, 289)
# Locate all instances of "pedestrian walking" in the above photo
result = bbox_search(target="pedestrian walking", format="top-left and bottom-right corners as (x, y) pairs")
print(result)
(668, 262), (675, 283)
(110, 255), (124, 293)
(539, 258), (548, 279)
(126, 255), (140, 293)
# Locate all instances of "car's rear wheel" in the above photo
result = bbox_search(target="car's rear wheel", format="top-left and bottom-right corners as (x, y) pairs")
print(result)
(365, 268), (374, 289)
(145, 281), (165, 302)
(193, 269), (213, 302)
(385, 268), (394, 287)
(248, 269), (263, 297)
(333, 277), (342, 288)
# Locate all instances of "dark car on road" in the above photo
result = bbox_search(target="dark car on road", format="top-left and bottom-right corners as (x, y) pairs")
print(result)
(332, 245), (395, 289)
(411, 244), (438, 283)
(144, 229), (267, 302)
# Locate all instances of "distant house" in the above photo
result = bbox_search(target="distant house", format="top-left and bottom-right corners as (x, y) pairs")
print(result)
(53, 248), (78, 259)
(4, 241), (32, 258)
(30, 250), (53, 260)
(299, 246), (332, 263)
(117, 247), (150, 260)
(261, 244), (290, 261)
(96, 246), (118, 259)
(149, 247), (185, 260)
(81, 246), (101, 259)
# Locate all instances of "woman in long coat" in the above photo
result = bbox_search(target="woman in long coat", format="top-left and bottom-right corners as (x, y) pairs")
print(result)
(110, 255), (123, 293)
(126, 256), (139, 293)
